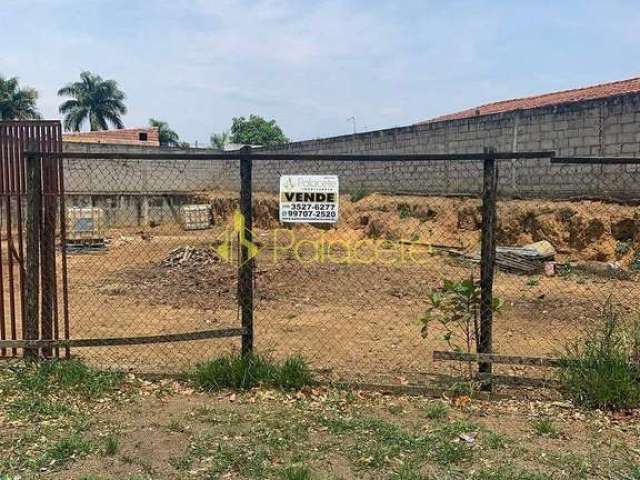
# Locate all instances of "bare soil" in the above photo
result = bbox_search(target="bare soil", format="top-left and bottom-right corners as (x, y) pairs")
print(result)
(4, 194), (640, 385)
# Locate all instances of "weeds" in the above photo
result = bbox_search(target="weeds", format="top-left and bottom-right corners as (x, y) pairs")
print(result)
(559, 299), (640, 410)
(14, 359), (122, 397)
(190, 353), (314, 391)
(41, 434), (93, 467)
(424, 401), (449, 420)
(102, 433), (121, 456)
(280, 465), (312, 480)
(531, 418), (558, 438)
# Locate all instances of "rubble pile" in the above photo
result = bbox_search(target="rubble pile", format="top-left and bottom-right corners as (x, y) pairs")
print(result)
(161, 246), (221, 269)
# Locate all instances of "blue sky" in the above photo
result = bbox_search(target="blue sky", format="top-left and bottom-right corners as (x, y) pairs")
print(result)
(1, 0), (639, 144)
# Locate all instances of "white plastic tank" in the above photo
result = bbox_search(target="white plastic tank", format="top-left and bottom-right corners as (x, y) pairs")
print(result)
(180, 204), (211, 230)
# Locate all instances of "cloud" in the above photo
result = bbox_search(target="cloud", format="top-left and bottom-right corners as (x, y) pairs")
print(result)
(2, 1), (640, 143)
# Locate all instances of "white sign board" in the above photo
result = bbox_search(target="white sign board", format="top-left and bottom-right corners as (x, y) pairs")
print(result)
(279, 175), (339, 223)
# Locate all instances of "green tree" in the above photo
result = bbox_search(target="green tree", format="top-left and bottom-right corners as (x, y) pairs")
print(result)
(210, 131), (229, 150)
(149, 118), (180, 146)
(57, 71), (127, 131)
(0, 75), (41, 120)
(229, 114), (288, 146)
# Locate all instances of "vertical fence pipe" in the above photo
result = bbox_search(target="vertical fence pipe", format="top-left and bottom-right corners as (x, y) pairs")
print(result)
(478, 146), (498, 390)
(25, 148), (42, 359)
(239, 146), (254, 355)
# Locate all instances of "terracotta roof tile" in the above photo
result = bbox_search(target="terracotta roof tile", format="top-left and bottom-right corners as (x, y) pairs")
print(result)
(418, 77), (640, 124)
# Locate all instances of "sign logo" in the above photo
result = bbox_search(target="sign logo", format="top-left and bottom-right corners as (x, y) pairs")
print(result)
(279, 175), (339, 223)
(215, 210), (260, 265)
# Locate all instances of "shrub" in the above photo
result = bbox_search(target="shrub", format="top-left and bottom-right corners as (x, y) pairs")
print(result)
(190, 353), (314, 391)
(558, 299), (640, 410)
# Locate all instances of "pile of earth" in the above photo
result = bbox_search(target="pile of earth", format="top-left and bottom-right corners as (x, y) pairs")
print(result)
(197, 192), (640, 265)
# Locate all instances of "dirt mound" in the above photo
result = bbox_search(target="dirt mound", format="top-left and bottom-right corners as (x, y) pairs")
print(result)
(201, 192), (640, 264)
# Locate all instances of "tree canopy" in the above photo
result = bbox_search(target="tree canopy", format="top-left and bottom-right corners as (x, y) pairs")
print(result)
(229, 115), (288, 146)
(210, 131), (229, 150)
(0, 75), (41, 120)
(149, 118), (180, 147)
(58, 71), (127, 131)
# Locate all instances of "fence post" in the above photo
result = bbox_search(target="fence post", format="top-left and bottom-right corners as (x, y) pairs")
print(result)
(478, 146), (498, 390)
(25, 148), (42, 360)
(239, 146), (254, 356)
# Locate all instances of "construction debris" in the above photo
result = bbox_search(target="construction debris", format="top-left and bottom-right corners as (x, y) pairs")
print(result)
(161, 246), (221, 269)
(463, 240), (557, 274)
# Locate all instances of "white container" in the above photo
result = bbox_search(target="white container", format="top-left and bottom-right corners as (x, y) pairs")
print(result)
(66, 207), (105, 241)
(180, 204), (211, 230)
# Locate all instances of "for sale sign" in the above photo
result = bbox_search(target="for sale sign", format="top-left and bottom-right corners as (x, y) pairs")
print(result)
(279, 175), (339, 223)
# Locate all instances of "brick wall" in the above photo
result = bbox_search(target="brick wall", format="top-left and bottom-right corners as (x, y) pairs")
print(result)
(63, 127), (160, 146)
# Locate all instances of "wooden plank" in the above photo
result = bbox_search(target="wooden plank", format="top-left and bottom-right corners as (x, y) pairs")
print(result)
(433, 350), (562, 367)
(0, 328), (245, 349)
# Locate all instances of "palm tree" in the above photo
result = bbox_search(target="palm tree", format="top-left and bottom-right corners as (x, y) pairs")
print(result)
(149, 118), (180, 146)
(0, 75), (41, 120)
(210, 131), (229, 150)
(57, 71), (127, 131)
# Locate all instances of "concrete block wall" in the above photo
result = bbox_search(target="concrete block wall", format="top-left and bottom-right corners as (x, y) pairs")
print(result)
(60, 93), (640, 207)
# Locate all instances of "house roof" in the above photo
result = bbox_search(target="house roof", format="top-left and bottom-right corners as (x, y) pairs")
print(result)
(63, 127), (160, 146)
(418, 77), (640, 124)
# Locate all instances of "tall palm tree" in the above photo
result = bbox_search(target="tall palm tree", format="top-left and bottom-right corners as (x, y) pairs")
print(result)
(149, 118), (180, 147)
(58, 71), (127, 131)
(210, 131), (229, 150)
(0, 75), (41, 120)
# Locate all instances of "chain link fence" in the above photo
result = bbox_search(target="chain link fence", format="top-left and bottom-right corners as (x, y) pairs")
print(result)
(6, 148), (640, 391)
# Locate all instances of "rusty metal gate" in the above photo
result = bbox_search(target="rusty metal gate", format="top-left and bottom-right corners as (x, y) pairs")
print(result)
(0, 120), (69, 359)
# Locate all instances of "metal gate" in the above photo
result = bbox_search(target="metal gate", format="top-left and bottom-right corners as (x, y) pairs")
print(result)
(0, 121), (69, 359)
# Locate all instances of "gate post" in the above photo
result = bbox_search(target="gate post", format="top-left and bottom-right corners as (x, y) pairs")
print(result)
(239, 146), (254, 356)
(478, 146), (498, 390)
(25, 148), (42, 359)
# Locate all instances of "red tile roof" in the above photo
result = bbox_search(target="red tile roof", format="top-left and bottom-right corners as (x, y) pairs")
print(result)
(418, 77), (640, 124)
(63, 127), (160, 146)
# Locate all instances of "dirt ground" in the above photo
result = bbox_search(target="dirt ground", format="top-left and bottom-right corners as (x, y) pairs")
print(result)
(2, 365), (639, 480)
(3, 194), (640, 385)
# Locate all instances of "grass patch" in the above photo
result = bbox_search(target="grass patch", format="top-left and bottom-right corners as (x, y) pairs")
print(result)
(531, 418), (558, 437)
(189, 353), (313, 391)
(558, 299), (640, 410)
(483, 431), (508, 449)
(40, 433), (93, 467)
(424, 400), (449, 420)
(102, 433), (120, 456)
(14, 359), (122, 397)
(280, 465), (312, 480)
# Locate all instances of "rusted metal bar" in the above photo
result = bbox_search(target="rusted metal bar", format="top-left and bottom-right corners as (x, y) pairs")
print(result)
(40, 127), (56, 358)
(478, 147), (498, 391)
(57, 136), (70, 359)
(239, 146), (254, 356)
(26, 151), (557, 161)
(6, 125), (18, 356)
(24, 146), (41, 359)
(0, 328), (245, 349)
(0, 126), (6, 356)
